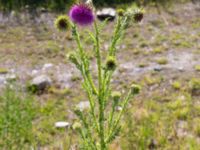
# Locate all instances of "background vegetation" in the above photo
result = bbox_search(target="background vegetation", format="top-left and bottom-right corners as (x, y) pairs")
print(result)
(0, 0), (190, 11)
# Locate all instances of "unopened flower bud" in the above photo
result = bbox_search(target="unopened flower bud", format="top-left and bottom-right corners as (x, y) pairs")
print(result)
(131, 84), (141, 95)
(134, 8), (144, 22)
(55, 15), (70, 31)
(111, 91), (121, 104)
(105, 56), (117, 71)
(117, 9), (125, 16)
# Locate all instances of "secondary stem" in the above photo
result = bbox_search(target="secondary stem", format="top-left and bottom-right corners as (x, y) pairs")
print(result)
(73, 25), (98, 95)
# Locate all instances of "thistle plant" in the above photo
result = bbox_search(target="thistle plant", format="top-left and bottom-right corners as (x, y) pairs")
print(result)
(55, 1), (143, 149)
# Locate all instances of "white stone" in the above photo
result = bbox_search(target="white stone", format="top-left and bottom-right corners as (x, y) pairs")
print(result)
(42, 63), (53, 71)
(96, 8), (116, 21)
(31, 75), (52, 91)
(55, 121), (70, 128)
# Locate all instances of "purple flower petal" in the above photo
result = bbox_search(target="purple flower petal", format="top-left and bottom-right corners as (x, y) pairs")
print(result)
(69, 4), (94, 26)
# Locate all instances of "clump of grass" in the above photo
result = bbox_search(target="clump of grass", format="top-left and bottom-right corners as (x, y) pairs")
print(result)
(0, 86), (36, 149)
(156, 57), (168, 65)
(143, 75), (163, 86)
(194, 123), (200, 137)
(189, 78), (200, 95)
(0, 68), (8, 74)
(133, 49), (141, 55)
(176, 107), (190, 120)
(138, 62), (148, 68)
(152, 47), (163, 54)
(194, 65), (200, 72)
(172, 81), (181, 90)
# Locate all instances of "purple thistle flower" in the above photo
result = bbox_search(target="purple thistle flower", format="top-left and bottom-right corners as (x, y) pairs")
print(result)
(69, 4), (94, 26)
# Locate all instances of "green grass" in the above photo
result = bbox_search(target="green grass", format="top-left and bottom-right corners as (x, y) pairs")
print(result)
(0, 68), (9, 74)
(0, 86), (36, 149)
(156, 57), (168, 65)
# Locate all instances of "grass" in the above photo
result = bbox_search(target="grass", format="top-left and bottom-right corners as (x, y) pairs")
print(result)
(0, 68), (9, 74)
(156, 57), (168, 65)
(194, 65), (200, 72)
(172, 81), (181, 90)
(189, 78), (200, 95)
(0, 86), (36, 149)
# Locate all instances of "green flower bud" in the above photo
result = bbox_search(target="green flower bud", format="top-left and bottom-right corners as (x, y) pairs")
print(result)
(133, 8), (144, 22)
(72, 122), (82, 130)
(111, 91), (121, 104)
(55, 15), (70, 31)
(117, 9), (125, 16)
(105, 56), (117, 71)
(131, 84), (141, 95)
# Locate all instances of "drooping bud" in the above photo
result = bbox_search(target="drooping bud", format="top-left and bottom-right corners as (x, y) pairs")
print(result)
(55, 15), (70, 31)
(131, 84), (141, 95)
(133, 8), (144, 22)
(105, 56), (117, 71)
(111, 91), (121, 104)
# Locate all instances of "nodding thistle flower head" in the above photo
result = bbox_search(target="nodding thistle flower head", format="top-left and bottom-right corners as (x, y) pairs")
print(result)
(105, 56), (117, 71)
(55, 15), (70, 31)
(131, 84), (141, 95)
(117, 8), (125, 17)
(133, 8), (144, 22)
(111, 91), (121, 104)
(69, 4), (94, 26)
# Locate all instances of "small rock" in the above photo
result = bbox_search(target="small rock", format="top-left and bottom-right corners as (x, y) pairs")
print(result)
(42, 63), (53, 71)
(29, 75), (52, 92)
(0, 76), (6, 85)
(31, 69), (39, 76)
(178, 67), (184, 72)
(176, 121), (188, 138)
(115, 106), (122, 111)
(76, 101), (90, 112)
(154, 66), (162, 72)
(55, 121), (70, 128)
(96, 8), (116, 21)
(6, 74), (17, 82)
(39, 7), (48, 13)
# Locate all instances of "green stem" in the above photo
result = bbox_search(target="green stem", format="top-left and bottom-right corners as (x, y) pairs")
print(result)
(106, 90), (132, 143)
(84, 83), (100, 133)
(109, 16), (128, 56)
(73, 25), (98, 95)
(94, 21), (106, 150)
(109, 17), (121, 56)
(108, 101), (116, 133)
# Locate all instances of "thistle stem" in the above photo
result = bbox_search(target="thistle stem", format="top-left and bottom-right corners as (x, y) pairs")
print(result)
(94, 21), (106, 150)
(106, 90), (132, 143)
(72, 25), (98, 95)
